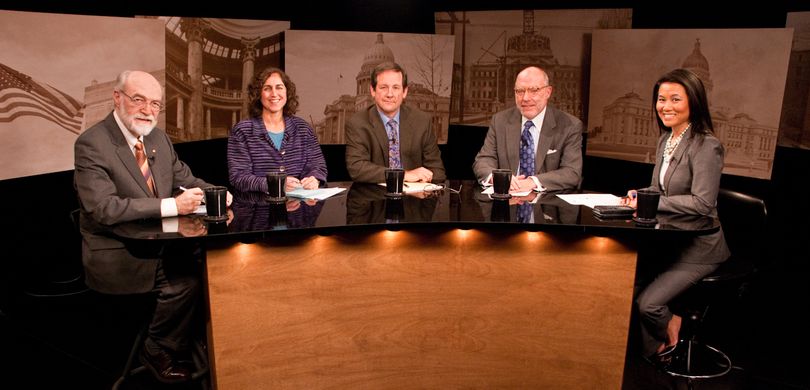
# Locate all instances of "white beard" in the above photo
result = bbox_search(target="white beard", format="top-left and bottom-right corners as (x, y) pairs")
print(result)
(117, 106), (156, 137)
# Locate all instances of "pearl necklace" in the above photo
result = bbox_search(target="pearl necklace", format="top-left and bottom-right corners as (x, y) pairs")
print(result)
(663, 123), (690, 161)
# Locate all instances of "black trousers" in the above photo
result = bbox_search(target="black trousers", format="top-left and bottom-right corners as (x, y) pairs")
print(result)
(146, 244), (202, 353)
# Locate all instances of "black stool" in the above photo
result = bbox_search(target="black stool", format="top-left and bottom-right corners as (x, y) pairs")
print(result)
(662, 189), (767, 389)
(23, 209), (89, 298)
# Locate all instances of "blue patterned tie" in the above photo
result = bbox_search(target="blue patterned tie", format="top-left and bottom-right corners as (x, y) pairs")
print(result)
(517, 202), (533, 223)
(520, 120), (535, 178)
(387, 119), (402, 169)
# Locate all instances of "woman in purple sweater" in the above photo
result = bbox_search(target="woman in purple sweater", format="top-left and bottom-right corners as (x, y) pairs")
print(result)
(228, 67), (327, 193)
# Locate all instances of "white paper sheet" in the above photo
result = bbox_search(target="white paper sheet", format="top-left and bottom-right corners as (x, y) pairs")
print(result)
(377, 182), (445, 194)
(286, 187), (347, 200)
(481, 186), (532, 197)
(556, 193), (622, 209)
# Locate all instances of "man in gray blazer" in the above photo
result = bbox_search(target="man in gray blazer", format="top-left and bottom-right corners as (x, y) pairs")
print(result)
(345, 62), (445, 183)
(473, 66), (582, 192)
(74, 70), (229, 383)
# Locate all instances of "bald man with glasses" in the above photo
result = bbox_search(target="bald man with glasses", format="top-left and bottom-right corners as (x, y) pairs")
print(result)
(473, 66), (583, 193)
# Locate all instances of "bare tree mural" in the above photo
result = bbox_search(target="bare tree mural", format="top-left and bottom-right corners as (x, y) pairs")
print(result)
(411, 35), (452, 139)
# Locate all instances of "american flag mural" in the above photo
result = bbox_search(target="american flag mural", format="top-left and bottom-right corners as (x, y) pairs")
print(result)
(0, 62), (84, 134)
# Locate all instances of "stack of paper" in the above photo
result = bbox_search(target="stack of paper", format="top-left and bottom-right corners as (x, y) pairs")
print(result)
(556, 193), (622, 209)
(377, 182), (444, 194)
(481, 186), (532, 197)
(286, 187), (346, 200)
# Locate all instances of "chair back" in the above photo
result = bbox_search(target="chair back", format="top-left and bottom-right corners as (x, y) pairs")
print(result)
(705, 189), (768, 283)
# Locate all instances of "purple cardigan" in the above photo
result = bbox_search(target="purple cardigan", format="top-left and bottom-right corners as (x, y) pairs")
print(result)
(228, 116), (327, 192)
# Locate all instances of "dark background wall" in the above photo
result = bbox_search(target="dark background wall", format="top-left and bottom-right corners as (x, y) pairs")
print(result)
(1, 1), (809, 388)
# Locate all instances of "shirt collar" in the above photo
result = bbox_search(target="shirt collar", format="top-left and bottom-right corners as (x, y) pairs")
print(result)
(522, 106), (547, 131)
(113, 110), (142, 150)
(377, 109), (401, 128)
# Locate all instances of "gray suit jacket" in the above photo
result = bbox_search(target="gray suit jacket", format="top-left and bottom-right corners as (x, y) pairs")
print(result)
(74, 112), (211, 293)
(645, 130), (730, 264)
(473, 106), (583, 191)
(345, 104), (446, 183)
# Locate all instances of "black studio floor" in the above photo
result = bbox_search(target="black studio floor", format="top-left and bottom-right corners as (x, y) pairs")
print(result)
(1, 276), (807, 390)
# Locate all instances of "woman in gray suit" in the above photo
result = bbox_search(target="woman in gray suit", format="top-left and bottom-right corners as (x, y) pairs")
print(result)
(621, 68), (730, 364)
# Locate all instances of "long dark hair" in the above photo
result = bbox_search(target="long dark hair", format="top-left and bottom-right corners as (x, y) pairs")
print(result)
(248, 67), (299, 118)
(652, 68), (713, 135)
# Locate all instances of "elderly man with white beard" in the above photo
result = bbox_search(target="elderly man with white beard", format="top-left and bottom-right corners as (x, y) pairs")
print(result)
(74, 70), (230, 384)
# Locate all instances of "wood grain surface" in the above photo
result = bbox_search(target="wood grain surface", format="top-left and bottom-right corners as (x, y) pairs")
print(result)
(206, 228), (636, 389)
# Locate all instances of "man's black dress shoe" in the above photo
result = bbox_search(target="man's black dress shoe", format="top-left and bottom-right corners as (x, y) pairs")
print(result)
(139, 346), (191, 384)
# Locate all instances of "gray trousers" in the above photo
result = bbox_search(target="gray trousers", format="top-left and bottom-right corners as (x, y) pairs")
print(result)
(636, 261), (719, 357)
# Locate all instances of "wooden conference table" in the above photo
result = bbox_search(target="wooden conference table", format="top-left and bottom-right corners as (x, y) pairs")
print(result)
(113, 181), (719, 389)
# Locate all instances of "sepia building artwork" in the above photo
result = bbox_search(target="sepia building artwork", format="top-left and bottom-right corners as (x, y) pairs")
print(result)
(434, 9), (632, 126)
(0, 10), (163, 180)
(286, 31), (454, 144)
(780, 12), (810, 150)
(157, 17), (289, 143)
(587, 29), (793, 180)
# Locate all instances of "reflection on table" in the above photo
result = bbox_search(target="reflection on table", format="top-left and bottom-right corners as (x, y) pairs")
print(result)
(229, 190), (325, 232)
(112, 181), (721, 240)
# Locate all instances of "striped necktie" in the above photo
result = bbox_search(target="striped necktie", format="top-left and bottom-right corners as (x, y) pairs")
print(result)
(134, 141), (156, 197)
(387, 119), (402, 169)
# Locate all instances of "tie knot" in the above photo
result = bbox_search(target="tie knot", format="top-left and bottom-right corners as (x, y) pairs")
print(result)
(523, 121), (534, 133)
(387, 120), (398, 139)
(134, 141), (144, 151)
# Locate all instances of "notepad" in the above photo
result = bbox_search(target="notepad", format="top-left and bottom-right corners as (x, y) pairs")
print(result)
(481, 186), (532, 197)
(286, 187), (346, 200)
(556, 193), (622, 209)
(377, 182), (444, 194)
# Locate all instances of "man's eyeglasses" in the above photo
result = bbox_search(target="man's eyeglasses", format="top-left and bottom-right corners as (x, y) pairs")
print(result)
(118, 90), (164, 112)
(514, 86), (549, 97)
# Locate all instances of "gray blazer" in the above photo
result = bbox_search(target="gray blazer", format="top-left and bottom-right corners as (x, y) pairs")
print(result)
(473, 105), (583, 191)
(74, 112), (211, 293)
(645, 129), (730, 264)
(345, 104), (446, 183)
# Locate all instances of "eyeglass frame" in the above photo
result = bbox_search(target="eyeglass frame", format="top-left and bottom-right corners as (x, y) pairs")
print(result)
(513, 85), (551, 97)
(116, 90), (164, 112)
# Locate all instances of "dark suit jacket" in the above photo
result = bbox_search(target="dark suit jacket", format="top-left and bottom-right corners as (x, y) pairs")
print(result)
(74, 112), (211, 294)
(643, 130), (730, 264)
(345, 104), (446, 183)
(473, 106), (583, 191)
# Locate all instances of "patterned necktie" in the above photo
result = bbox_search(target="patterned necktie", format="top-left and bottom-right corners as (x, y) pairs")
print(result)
(520, 121), (535, 177)
(134, 141), (156, 197)
(517, 202), (533, 223)
(387, 119), (402, 169)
